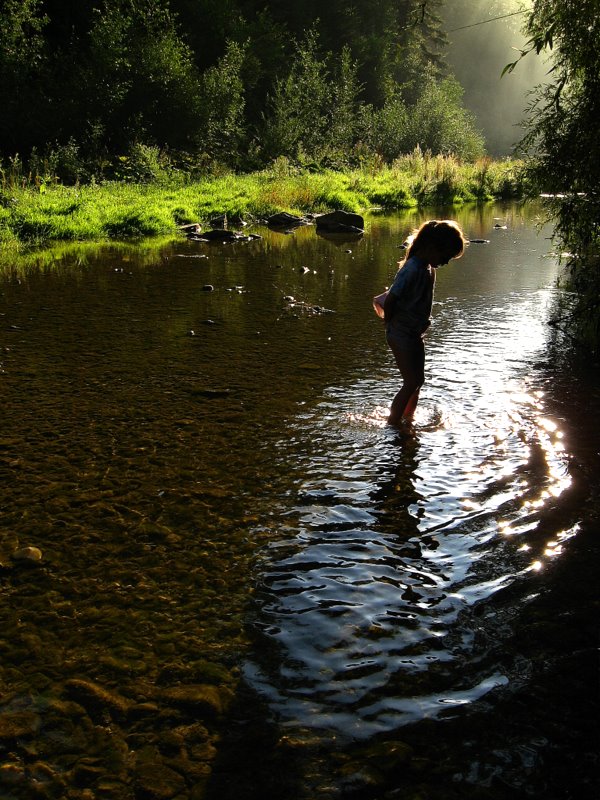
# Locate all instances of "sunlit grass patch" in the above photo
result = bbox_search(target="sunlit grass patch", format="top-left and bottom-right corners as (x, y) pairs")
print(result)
(0, 157), (527, 249)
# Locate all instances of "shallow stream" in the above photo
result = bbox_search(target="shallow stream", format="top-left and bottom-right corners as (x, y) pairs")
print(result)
(0, 201), (597, 799)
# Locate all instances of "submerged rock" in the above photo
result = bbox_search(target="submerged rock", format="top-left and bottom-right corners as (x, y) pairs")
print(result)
(64, 678), (130, 721)
(199, 229), (244, 242)
(159, 684), (234, 718)
(0, 762), (26, 786)
(12, 546), (43, 564)
(0, 711), (41, 740)
(267, 212), (309, 229)
(157, 660), (234, 687)
(134, 761), (186, 800)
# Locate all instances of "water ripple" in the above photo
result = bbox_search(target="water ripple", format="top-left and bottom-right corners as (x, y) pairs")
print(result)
(245, 287), (573, 740)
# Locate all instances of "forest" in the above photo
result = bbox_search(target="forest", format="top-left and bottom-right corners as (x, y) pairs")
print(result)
(0, 0), (490, 179)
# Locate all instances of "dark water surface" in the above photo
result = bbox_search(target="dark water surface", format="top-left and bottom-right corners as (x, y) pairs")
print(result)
(0, 202), (598, 799)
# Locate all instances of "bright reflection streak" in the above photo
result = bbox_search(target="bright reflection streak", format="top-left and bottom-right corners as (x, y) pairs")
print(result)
(511, 391), (539, 406)
(444, 367), (573, 569)
(557, 525), (580, 541)
(475, 389), (575, 577)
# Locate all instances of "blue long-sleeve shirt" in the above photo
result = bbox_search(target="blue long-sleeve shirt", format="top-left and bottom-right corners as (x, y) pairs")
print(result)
(385, 256), (435, 345)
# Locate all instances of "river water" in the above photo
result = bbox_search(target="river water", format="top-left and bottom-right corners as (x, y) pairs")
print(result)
(0, 202), (597, 800)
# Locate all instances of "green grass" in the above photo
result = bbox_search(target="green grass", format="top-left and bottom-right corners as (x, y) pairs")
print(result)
(0, 155), (526, 251)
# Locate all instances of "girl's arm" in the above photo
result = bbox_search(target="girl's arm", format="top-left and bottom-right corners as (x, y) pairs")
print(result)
(383, 290), (399, 321)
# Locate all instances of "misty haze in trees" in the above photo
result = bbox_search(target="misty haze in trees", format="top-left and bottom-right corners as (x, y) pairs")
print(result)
(442, 0), (549, 156)
(0, 0), (496, 178)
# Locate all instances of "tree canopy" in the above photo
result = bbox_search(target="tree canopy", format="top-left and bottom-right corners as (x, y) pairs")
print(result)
(0, 0), (485, 177)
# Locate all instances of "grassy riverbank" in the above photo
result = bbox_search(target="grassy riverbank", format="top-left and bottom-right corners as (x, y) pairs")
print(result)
(0, 154), (524, 249)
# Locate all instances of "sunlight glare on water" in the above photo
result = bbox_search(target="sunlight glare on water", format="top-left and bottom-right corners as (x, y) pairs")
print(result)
(244, 215), (572, 741)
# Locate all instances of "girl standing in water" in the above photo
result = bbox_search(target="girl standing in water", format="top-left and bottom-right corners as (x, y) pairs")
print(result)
(382, 219), (466, 426)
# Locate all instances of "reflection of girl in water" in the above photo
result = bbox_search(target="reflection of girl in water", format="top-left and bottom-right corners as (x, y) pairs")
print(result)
(383, 219), (466, 426)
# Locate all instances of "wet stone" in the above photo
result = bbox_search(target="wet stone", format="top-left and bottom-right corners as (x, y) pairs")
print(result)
(182, 725), (212, 747)
(134, 749), (186, 800)
(164, 751), (213, 785)
(63, 679), (130, 722)
(24, 760), (67, 798)
(0, 710), (41, 740)
(267, 212), (308, 228)
(159, 684), (233, 719)
(0, 762), (26, 785)
(94, 777), (132, 799)
(187, 740), (217, 763)
(134, 762), (185, 799)
(129, 702), (160, 720)
(98, 654), (148, 676)
(35, 718), (91, 760)
(157, 660), (233, 687)
(70, 761), (106, 788)
(44, 698), (88, 721)
(12, 546), (43, 564)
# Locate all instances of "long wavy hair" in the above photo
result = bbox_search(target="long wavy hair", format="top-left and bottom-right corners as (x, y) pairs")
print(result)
(406, 219), (467, 261)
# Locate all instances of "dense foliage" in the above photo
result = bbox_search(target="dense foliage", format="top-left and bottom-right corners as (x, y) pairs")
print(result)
(0, 0), (485, 180)
(511, 0), (600, 354)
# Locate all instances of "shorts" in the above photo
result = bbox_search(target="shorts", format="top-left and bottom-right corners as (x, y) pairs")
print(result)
(386, 330), (424, 352)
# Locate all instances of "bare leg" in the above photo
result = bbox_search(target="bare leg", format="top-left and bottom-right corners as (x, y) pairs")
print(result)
(387, 341), (425, 426)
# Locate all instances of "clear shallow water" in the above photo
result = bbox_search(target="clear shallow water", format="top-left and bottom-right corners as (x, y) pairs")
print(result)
(0, 201), (597, 798)
(243, 213), (574, 740)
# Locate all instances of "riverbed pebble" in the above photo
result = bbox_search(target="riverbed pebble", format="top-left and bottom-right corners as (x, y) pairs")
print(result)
(64, 678), (131, 722)
(134, 759), (186, 800)
(12, 546), (43, 563)
(159, 684), (234, 718)
(0, 710), (41, 740)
